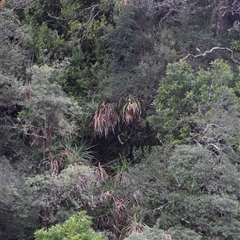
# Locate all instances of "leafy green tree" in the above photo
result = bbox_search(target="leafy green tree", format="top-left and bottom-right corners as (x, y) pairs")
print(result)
(101, 3), (157, 102)
(32, 22), (64, 64)
(124, 227), (165, 240)
(167, 145), (240, 239)
(22, 0), (112, 91)
(22, 164), (97, 222)
(0, 156), (39, 240)
(59, 46), (103, 101)
(127, 144), (240, 239)
(2, 0), (240, 239)
(35, 211), (103, 240)
(0, 10), (41, 239)
(124, 226), (202, 240)
(15, 64), (80, 174)
(152, 59), (238, 144)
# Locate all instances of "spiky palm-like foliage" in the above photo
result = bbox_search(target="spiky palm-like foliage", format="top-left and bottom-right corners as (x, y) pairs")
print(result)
(92, 98), (142, 139)
(122, 97), (141, 126)
(93, 102), (120, 138)
(123, 214), (146, 236)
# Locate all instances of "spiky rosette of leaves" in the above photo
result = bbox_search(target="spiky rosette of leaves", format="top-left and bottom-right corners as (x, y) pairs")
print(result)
(122, 97), (141, 126)
(123, 214), (146, 236)
(92, 102), (120, 138)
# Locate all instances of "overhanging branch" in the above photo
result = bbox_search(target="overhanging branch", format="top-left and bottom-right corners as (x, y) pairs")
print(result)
(180, 47), (240, 64)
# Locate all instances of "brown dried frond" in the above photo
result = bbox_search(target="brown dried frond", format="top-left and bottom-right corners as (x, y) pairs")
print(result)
(96, 196), (129, 237)
(98, 190), (112, 204)
(96, 162), (109, 184)
(47, 151), (67, 173)
(92, 102), (120, 138)
(121, 0), (127, 6)
(98, 214), (114, 229)
(50, 189), (60, 205)
(122, 98), (141, 125)
(50, 159), (59, 173)
(112, 198), (126, 222)
(0, 0), (6, 9)
(58, 150), (70, 159)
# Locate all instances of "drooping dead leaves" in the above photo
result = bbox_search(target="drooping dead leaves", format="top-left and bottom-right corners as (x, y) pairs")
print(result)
(92, 98), (141, 138)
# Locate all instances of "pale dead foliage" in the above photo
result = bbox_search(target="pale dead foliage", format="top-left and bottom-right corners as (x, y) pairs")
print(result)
(92, 98), (141, 138)
(122, 98), (141, 125)
(93, 102), (119, 138)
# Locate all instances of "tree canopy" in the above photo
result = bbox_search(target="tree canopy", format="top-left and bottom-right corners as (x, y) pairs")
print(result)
(1, 0), (240, 239)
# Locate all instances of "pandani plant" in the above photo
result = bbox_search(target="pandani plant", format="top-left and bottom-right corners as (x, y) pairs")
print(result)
(92, 97), (141, 138)
(122, 97), (141, 126)
(92, 102), (119, 138)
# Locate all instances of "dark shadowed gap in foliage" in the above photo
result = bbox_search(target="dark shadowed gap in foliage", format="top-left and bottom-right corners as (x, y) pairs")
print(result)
(88, 120), (159, 169)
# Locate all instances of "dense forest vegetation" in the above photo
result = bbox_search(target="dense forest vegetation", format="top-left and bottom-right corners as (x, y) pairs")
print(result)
(1, 0), (240, 239)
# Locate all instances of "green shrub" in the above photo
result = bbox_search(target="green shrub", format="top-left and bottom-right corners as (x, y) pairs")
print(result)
(34, 211), (103, 240)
